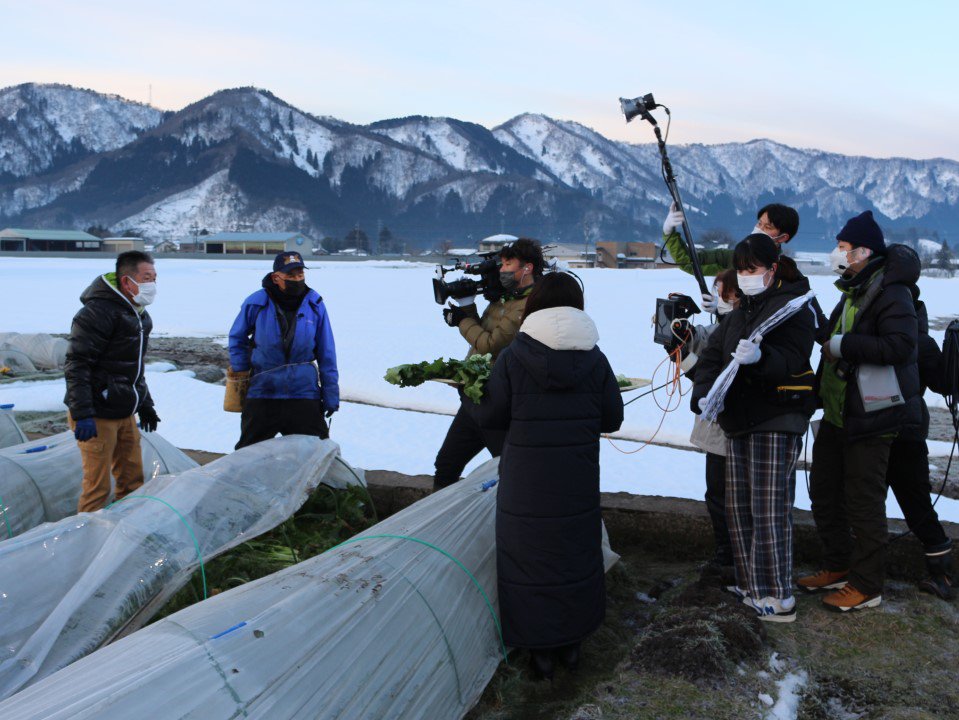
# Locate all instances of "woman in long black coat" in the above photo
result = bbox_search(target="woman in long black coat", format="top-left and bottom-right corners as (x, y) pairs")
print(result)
(477, 272), (624, 678)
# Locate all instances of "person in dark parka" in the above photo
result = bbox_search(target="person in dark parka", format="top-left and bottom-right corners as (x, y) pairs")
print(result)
(800, 213), (921, 612)
(477, 272), (624, 680)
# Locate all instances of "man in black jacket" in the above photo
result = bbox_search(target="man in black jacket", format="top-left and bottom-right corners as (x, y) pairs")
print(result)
(64, 251), (160, 512)
(800, 212), (921, 612)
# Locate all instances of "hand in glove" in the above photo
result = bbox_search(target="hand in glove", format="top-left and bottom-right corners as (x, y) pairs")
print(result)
(663, 202), (685, 235)
(325, 407), (337, 419)
(731, 336), (763, 365)
(443, 305), (470, 327)
(74, 417), (97, 442)
(700, 292), (718, 314)
(691, 396), (706, 415)
(665, 319), (692, 355)
(138, 406), (160, 432)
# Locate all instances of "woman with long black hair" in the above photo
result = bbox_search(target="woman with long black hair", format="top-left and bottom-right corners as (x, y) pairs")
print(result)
(478, 272), (624, 679)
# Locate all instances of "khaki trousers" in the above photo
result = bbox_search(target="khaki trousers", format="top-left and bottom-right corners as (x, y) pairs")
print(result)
(68, 413), (145, 512)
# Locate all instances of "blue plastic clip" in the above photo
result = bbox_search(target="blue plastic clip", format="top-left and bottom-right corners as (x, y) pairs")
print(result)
(0, 404), (13, 410)
(24, 446), (47, 454)
(480, 479), (499, 492)
(210, 621), (247, 640)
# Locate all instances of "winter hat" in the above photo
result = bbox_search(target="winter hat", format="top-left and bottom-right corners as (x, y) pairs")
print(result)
(836, 210), (886, 255)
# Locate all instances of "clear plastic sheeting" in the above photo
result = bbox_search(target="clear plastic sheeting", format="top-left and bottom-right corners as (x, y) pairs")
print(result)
(0, 436), (352, 699)
(0, 334), (68, 371)
(0, 406), (27, 449)
(0, 459), (618, 720)
(0, 350), (37, 376)
(0, 430), (197, 539)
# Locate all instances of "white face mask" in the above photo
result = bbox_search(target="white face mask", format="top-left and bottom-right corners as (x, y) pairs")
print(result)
(128, 277), (157, 306)
(737, 270), (771, 296)
(829, 248), (848, 275)
(716, 296), (735, 315)
(752, 225), (786, 243)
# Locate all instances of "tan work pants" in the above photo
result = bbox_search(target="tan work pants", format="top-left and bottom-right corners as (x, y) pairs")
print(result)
(68, 413), (145, 512)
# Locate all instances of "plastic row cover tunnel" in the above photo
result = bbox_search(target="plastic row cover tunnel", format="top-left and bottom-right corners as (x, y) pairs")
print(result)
(0, 458), (618, 720)
(0, 406), (27, 450)
(0, 333), (68, 370)
(0, 430), (197, 539)
(0, 436), (358, 699)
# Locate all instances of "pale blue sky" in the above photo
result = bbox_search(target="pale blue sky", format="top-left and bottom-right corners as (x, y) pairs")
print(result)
(5, 0), (958, 159)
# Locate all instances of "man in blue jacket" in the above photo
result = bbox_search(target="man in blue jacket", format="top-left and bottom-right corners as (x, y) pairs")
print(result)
(228, 251), (339, 449)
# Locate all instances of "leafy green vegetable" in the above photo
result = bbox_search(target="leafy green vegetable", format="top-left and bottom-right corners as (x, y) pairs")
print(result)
(616, 374), (633, 388)
(384, 354), (493, 403)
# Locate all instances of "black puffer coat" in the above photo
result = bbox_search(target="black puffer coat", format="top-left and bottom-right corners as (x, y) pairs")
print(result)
(691, 276), (817, 436)
(477, 306), (623, 649)
(64, 275), (154, 420)
(817, 244), (921, 439)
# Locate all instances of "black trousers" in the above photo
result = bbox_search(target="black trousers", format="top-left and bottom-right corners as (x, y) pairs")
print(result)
(434, 400), (506, 489)
(887, 436), (950, 551)
(236, 398), (330, 450)
(705, 452), (733, 566)
(809, 421), (892, 596)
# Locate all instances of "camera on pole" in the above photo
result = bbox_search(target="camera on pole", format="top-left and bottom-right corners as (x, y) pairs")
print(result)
(620, 92), (711, 347)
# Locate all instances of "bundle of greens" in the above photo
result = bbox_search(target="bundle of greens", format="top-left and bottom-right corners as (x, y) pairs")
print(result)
(616, 374), (633, 388)
(384, 354), (493, 403)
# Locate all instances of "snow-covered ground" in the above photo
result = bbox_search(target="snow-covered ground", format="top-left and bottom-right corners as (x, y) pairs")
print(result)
(1, 257), (957, 523)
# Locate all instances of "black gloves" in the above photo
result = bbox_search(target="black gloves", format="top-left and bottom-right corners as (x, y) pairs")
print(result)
(665, 319), (692, 356)
(138, 406), (160, 432)
(325, 408), (336, 419)
(443, 305), (470, 327)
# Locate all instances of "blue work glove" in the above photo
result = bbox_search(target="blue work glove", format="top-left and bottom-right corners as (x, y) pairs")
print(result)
(74, 417), (97, 442)
(138, 406), (160, 432)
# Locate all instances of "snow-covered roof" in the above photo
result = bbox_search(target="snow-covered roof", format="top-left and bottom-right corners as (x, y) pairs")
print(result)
(204, 232), (309, 243)
(0, 228), (100, 242)
(479, 234), (518, 244)
(446, 248), (477, 256)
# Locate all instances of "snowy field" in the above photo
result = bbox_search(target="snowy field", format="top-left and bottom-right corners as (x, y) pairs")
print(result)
(1, 256), (957, 522)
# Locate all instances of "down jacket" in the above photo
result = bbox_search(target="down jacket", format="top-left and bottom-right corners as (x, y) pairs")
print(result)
(817, 244), (921, 440)
(228, 281), (339, 409)
(691, 276), (817, 436)
(478, 306), (624, 649)
(456, 289), (531, 361)
(64, 274), (154, 420)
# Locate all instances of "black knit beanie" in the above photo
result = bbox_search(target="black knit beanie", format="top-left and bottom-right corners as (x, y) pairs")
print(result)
(836, 210), (886, 255)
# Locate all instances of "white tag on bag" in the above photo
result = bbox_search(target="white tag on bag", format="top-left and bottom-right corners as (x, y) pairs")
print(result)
(856, 364), (905, 413)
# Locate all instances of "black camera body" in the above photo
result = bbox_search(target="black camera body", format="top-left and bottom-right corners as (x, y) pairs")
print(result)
(653, 293), (700, 347)
(433, 250), (504, 305)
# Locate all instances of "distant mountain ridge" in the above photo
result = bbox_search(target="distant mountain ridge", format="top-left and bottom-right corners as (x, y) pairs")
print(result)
(1, 82), (957, 250)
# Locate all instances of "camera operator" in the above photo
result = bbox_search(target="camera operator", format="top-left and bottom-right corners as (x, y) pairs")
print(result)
(433, 238), (545, 491)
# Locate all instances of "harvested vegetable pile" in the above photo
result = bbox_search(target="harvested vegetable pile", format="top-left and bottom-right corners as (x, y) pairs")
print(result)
(384, 354), (493, 403)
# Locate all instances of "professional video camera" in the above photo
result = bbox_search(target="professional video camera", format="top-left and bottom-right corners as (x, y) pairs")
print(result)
(433, 250), (504, 305)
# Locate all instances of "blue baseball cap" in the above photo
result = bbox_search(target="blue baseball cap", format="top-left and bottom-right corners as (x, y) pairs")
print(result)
(273, 251), (306, 273)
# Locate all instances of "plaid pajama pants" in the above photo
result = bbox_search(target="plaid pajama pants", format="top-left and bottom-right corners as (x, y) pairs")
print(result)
(725, 432), (802, 600)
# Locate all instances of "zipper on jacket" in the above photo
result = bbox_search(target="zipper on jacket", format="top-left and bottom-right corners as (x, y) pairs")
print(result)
(103, 274), (144, 416)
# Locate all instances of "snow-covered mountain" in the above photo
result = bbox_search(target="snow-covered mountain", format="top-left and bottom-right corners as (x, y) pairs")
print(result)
(1, 83), (958, 248)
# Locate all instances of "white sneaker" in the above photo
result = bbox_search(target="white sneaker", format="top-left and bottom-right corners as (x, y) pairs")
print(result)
(749, 595), (797, 623)
(724, 585), (749, 601)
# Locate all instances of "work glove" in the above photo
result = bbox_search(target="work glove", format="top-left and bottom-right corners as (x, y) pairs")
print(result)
(700, 292), (718, 314)
(443, 305), (470, 327)
(138, 406), (160, 432)
(731, 336), (763, 365)
(691, 396), (706, 415)
(663, 202), (685, 235)
(74, 417), (97, 442)
(664, 319), (692, 355)
(325, 407), (337, 419)
(448, 295), (476, 307)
